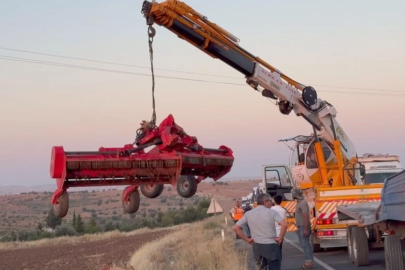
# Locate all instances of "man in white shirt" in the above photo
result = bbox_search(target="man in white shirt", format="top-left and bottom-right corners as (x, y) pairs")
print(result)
(234, 193), (288, 270)
(271, 195), (287, 259)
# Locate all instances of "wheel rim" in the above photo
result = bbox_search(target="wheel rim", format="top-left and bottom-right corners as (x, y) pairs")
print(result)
(143, 184), (155, 192)
(179, 178), (189, 192)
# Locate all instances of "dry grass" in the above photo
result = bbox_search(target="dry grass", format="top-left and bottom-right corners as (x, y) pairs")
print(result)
(0, 226), (171, 250)
(129, 214), (251, 270)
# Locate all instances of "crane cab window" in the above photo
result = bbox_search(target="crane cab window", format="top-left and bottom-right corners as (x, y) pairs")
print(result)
(291, 144), (308, 166)
(305, 140), (332, 169)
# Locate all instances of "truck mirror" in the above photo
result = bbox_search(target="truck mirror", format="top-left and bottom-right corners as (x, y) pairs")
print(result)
(284, 193), (293, 201)
(360, 164), (365, 176)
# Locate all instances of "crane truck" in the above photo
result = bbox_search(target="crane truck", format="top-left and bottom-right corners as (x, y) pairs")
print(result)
(261, 135), (403, 251)
(140, 0), (400, 253)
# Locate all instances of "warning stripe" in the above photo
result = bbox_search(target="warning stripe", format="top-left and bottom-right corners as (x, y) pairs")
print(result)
(287, 217), (317, 232)
(317, 198), (381, 219)
(282, 201), (297, 213)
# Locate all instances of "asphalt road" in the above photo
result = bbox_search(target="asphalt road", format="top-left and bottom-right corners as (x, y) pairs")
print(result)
(282, 232), (387, 270)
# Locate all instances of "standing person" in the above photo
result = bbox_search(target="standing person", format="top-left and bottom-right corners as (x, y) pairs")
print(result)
(234, 193), (288, 270)
(271, 195), (287, 259)
(229, 200), (245, 239)
(244, 202), (253, 212)
(293, 188), (315, 269)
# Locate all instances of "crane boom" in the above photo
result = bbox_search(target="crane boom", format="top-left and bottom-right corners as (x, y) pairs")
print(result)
(141, 0), (362, 187)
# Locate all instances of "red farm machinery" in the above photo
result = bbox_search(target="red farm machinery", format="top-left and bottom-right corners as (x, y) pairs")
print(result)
(50, 114), (234, 218)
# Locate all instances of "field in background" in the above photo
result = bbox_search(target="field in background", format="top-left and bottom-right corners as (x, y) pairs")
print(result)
(0, 213), (250, 270)
(0, 179), (260, 234)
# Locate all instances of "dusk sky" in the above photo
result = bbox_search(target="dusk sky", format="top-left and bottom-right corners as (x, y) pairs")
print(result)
(1, 0), (404, 186)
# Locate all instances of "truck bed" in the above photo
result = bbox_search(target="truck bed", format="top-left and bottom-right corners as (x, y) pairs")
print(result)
(337, 170), (405, 225)
(337, 201), (380, 225)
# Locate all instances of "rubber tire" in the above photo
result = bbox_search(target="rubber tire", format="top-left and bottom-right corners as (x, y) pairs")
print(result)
(140, 184), (164, 198)
(176, 175), (198, 198)
(312, 243), (321, 253)
(122, 189), (140, 214)
(347, 226), (354, 263)
(311, 234), (322, 253)
(350, 226), (370, 266)
(53, 191), (69, 218)
(384, 235), (405, 270)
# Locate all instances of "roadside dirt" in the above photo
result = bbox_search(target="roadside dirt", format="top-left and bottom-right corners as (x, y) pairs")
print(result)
(0, 229), (172, 270)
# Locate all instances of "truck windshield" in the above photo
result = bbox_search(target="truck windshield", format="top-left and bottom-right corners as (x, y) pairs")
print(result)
(363, 172), (399, 184)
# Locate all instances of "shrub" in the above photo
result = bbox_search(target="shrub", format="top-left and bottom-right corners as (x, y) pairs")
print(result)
(55, 225), (78, 237)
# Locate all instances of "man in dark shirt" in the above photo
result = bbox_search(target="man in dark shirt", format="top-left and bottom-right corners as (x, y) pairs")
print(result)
(293, 188), (315, 269)
(244, 202), (253, 212)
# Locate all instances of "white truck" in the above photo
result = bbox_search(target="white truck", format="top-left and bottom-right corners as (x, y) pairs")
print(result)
(241, 196), (248, 208)
(358, 153), (404, 185)
(246, 193), (253, 204)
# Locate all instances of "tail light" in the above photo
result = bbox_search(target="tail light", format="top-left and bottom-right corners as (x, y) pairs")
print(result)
(317, 230), (335, 236)
(316, 218), (334, 225)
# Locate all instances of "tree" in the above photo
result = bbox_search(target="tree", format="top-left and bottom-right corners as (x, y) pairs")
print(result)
(45, 208), (62, 229)
(104, 221), (115, 232)
(75, 214), (85, 233)
(72, 211), (77, 229)
(84, 217), (100, 234)
(36, 222), (43, 232)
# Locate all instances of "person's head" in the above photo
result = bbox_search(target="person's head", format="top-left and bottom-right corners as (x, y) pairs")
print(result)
(235, 200), (241, 207)
(291, 188), (304, 201)
(257, 193), (272, 208)
(274, 195), (283, 205)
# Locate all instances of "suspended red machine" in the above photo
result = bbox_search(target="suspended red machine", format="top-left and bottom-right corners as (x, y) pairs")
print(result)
(50, 114), (234, 218)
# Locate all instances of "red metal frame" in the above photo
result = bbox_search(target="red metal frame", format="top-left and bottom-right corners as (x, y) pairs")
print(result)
(50, 114), (234, 203)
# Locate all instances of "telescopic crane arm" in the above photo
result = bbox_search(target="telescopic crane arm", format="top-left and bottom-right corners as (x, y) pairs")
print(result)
(141, 0), (361, 187)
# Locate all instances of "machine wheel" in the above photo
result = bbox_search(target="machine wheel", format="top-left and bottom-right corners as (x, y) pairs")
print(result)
(122, 188), (140, 214)
(384, 235), (405, 270)
(176, 175), (198, 198)
(350, 226), (369, 266)
(140, 184), (164, 198)
(347, 226), (354, 263)
(53, 191), (69, 218)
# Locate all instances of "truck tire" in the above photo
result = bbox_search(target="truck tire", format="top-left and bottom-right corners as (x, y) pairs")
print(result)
(384, 235), (405, 270)
(311, 234), (322, 252)
(350, 226), (369, 266)
(140, 184), (164, 198)
(177, 175), (198, 198)
(312, 243), (321, 253)
(347, 226), (354, 263)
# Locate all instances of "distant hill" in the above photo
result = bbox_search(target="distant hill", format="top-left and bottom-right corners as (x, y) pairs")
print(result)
(0, 179), (261, 234)
(0, 176), (261, 195)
